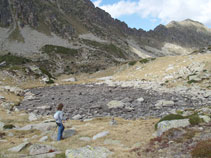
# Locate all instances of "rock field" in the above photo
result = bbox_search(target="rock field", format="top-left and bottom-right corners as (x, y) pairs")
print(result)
(18, 84), (211, 120)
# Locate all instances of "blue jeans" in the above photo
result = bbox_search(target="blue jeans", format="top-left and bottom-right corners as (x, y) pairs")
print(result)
(56, 123), (64, 141)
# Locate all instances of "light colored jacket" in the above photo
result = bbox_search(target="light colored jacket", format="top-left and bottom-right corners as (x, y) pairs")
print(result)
(54, 111), (64, 124)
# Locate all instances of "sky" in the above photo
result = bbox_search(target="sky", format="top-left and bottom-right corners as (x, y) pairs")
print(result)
(91, 0), (211, 31)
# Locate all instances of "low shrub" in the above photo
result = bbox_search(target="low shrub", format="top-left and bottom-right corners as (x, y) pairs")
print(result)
(128, 61), (137, 66)
(140, 58), (150, 64)
(191, 139), (211, 158)
(187, 114), (204, 125)
(3, 124), (15, 129)
(155, 114), (185, 129)
(0, 54), (31, 66)
(41, 45), (78, 56)
(46, 79), (55, 84)
(187, 80), (199, 84)
(55, 153), (65, 158)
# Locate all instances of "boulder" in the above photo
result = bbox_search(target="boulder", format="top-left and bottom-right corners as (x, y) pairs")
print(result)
(157, 119), (190, 136)
(107, 100), (124, 109)
(8, 142), (30, 152)
(199, 115), (211, 123)
(29, 144), (57, 155)
(155, 100), (174, 109)
(19, 122), (56, 132)
(93, 131), (109, 140)
(72, 114), (82, 120)
(51, 129), (76, 141)
(28, 113), (40, 121)
(39, 136), (48, 142)
(79, 137), (91, 142)
(2, 86), (24, 96)
(65, 145), (112, 158)
(62, 78), (76, 82)
(0, 95), (5, 100)
(137, 97), (144, 102)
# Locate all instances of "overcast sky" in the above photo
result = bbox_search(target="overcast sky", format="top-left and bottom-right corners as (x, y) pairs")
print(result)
(91, 0), (211, 31)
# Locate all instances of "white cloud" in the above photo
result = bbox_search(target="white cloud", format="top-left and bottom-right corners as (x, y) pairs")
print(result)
(93, 0), (211, 27)
(93, 0), (103, 7)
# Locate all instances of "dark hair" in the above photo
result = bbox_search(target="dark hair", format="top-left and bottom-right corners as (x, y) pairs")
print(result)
(57, 103), (64, 110)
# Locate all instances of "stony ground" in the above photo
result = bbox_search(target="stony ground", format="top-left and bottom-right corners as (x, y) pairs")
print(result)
(18, 84), (209, 120)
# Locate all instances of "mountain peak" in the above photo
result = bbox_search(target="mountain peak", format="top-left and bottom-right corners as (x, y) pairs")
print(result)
(167, 19), (206, 28)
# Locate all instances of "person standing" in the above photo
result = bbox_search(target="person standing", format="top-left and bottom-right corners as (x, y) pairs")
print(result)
(54, 103), (65, 141)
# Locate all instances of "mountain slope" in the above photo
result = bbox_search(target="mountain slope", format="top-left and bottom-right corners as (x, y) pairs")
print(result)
(0, 0), (211, 76)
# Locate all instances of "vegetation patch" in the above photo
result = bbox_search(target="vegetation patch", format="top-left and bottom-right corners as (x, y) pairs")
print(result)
(128, 61), (137, 66)
(191, 139), (211, 158)
(0, 54), (31, 66)
(41, 45), (78, 56)
(155, 114), (185, 129)
(8, 27), (25, 43)
(55, 153), (65, 158)
(3, 124), (15, 129)
(187, 80), (199, 84)
(82, 39), (126, 58)
(39, 67), (54, 79)
(186, 114), (204, 126)
(139, 58), (156, 64)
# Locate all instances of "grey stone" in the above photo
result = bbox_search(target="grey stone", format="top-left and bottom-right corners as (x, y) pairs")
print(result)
(28, 113), (39, 121)
(66, 145), (112, 158)
(39, 136), (48, 142)
(0, 122), (5, 130)
(63, 129), (76, 139)
(93, 131), (109, 140)
(107, 100), (124, 109)
(0, 95), (5, 100)
(155, 100), (174, 109)
(19, 122), (56, 131)
(137, 97), (144, 102)
(79, 137), (91, 142)
(8, 142), (30, 152)
(199, 115), (211, 123)
(157, 119), (190, 136)
(62, 78), (76, 82)
(8, 132), (14, 137)
(51, 129), (75, 141)
(109, 117), (117, 126)
(72, 114), (82, 120)
(29, 144), (57, 155)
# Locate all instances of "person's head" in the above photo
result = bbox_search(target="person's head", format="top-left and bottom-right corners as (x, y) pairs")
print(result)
(57, 103), (64, 111)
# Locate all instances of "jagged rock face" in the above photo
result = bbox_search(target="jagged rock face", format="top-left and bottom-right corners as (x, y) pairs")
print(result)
(151, 20), (211, 48)
(0, 0), (12, 27)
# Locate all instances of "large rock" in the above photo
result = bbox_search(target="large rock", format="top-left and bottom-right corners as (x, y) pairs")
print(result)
(157, 119), (190, 136)
(0, 95), (5, 100)
(199, 115), (211, 123)
(1, 86), (24, 96)
(62, 78), (76, 82)
(65, 145), (112, 158)
(107, 100), (124, 109)
(28, 113), (40, 121)
(39, 136), (48, 142)
(29, 144), (57, 155)
(93, 131), (109, 140)
(155, 100), (174, 109)
(19, 122), (56, 131)
(51, 129), (76, 141)
(8, 142), (30, 152)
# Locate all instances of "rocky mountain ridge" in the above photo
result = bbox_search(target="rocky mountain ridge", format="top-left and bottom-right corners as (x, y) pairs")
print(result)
(1, 0), (211, 76)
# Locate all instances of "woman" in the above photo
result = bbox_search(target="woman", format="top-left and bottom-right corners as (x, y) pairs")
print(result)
(54, 103), (65, 141)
